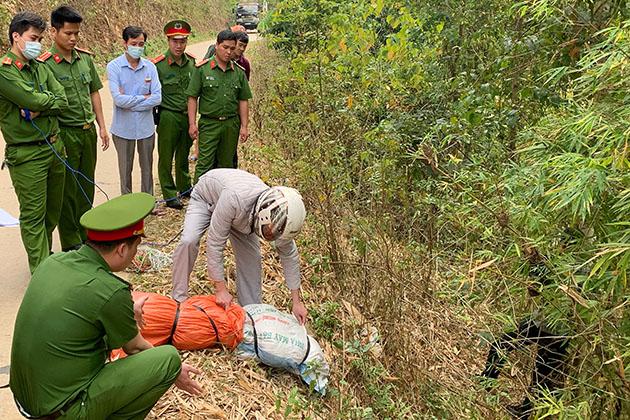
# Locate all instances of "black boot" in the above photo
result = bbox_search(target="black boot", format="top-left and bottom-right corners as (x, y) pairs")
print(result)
(166, 197), (184, 210)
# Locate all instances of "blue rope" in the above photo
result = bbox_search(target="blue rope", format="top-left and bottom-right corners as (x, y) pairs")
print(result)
(155, 186), (194, 204)
(28, 115), (109, 207)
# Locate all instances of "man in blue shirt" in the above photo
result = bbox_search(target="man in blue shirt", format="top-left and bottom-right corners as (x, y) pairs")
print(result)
(107, 26), (161, 195)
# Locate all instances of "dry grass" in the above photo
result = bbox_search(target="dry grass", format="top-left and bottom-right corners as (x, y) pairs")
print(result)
(116, 37), (532, 420)
(129, 198), (336, 420)
(135, 195), (520, 419)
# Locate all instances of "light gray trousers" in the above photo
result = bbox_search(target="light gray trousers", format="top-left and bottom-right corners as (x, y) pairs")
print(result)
(112, 134), (155, 195)
(171, 196), (263, 304)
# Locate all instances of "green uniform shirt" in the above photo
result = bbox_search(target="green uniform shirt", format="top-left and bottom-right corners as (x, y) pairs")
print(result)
(10, 245), (138, 416)
(40, 46), (103, 126)
(154, 50), (195, 112)
(0, 51), (68, 145)
(185, 56), (252, 117)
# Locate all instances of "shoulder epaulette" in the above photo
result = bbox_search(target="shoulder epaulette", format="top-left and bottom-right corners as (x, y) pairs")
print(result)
(36, 51), (52, 62)
(75, 47), (94, 55)
(195, 58), (210, 68)
(185, 51), (197, 59)
(151, 54), (166, 64)
(2, 56), (13, 66)
(234, 61), (245, 72)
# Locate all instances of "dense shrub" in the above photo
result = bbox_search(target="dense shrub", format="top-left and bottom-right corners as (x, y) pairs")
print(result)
(253, 0), (629, 417)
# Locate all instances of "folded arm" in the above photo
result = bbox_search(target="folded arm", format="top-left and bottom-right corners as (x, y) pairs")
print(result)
(129, 66), (162, 111)
(0, 71), (67, 112)
(107, 64), (144, 109)
(37, 71), (69, 116)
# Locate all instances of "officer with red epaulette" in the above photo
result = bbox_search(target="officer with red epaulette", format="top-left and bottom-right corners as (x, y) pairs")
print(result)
(152, 20), (197, 209)
(39, 5), (109, 252)
(186, 29), (252, 183)
(0, 11), (68, 273)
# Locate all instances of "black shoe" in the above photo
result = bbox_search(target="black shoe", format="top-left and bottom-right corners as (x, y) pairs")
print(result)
(166, 198), (184, 210)
(179, 189), (191, 199)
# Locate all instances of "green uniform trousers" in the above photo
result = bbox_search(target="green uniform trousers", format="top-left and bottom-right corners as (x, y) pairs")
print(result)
(58, 124), (97, 250)
(194, 115), (240, 183)
(5, 141), (65, 274)
(157, 110), (193, 200)
(61, 345), (181, 420)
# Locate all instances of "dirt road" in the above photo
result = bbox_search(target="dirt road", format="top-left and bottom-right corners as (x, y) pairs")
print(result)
(0, 39), (217, 418)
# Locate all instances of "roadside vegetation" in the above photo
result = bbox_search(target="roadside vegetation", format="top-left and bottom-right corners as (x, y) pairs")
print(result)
(243, 0), (629, 418)
(1, 0), (626, 417)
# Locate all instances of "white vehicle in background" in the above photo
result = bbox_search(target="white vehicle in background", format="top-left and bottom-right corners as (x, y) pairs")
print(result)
(235, 3), (261, 31)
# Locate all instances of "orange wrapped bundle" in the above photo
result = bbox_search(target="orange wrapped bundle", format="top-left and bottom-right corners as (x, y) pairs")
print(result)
(173, 295), (245, 350)
(111, 292), (245, 359)
(133, 291), (179, 346)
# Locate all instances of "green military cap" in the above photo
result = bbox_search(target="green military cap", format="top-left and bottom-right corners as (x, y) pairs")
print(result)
(80, 193), (155, 241)
(164, 20), (192, 39)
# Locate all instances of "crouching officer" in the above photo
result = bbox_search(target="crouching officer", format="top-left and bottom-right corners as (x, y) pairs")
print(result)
(10, 193), (202, 419)
(0, 11), (68, 273)
(152, 20), (196, 210)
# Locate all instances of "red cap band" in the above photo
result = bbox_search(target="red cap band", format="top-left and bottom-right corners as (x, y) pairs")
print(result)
(87, 220), (145, 242)
(165, 27), (190, 37)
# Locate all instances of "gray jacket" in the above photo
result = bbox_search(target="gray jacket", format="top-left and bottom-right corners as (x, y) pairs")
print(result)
(192, 169), (302, 289)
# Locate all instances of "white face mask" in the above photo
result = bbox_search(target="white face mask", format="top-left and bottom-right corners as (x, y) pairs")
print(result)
(17, 37), (42, 60)
(127, 45), (144, 59)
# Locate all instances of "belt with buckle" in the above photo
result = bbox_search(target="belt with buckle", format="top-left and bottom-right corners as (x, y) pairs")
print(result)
(9, 135), (57, 147)
(202, 115), (236, 121)
(61, 123), (93, 130)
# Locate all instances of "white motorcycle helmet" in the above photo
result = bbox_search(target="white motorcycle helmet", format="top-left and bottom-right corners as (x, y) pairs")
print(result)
(254, 186), (306, 241)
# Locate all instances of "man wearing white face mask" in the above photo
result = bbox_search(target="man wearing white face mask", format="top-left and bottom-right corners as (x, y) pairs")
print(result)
(107, 26), (161, 195)
(0, 11), (69, 273)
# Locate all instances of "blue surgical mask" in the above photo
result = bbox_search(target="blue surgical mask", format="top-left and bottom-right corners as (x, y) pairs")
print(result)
(127, 45), (144, 59)
(21, 41), (42, 60)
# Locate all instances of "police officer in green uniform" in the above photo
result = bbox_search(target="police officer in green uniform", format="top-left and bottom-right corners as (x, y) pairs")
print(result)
(10, 193), (202, 419)
(0, 12), (68, 273)
(186, 29), (252, 183)
(41, 5), (110, 251)
(153, 20), (196, 209)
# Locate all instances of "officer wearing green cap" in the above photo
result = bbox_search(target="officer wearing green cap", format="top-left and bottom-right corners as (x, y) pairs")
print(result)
(40, 5), (110, 251)
(0, 11), (68, 273)
(186, 29), (252, 183)
(152, 19), (196, 209)
(10, 193), (202, 419)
